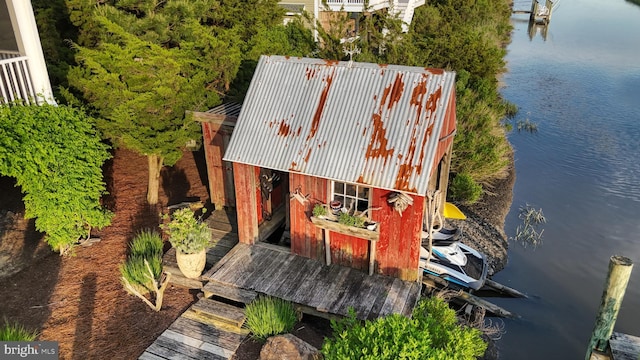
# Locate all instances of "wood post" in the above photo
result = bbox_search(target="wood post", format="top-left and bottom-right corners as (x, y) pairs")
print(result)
(530, 0), (537, 22)
(586, 256), (634, 360)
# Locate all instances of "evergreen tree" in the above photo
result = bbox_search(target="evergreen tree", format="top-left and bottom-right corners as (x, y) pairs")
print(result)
(68, 1), (244, 204)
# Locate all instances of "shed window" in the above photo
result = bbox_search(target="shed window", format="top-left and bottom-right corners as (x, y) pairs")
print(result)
(332, 181), (370, 213)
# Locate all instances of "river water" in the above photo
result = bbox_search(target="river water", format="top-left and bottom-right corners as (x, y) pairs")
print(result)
(491, 0), (640, 358)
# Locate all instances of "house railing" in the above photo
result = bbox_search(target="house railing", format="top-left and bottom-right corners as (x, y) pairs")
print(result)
(0, 52), (38, 105)
(324, 0), (394, 12)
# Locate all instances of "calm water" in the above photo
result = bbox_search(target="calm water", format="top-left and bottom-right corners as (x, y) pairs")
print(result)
(492, 0), (640, 358)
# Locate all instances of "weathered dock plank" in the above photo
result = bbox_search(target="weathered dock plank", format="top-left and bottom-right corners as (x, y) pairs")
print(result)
(138, 351), (168, 360)
(269, 256), (321, 300)
(379, 278), (405, 317)
(203, 280), (257, 304)
(162, 329), (235, 359)
(148, 334), (226, 360)
(610, 332), (640, 360)
(202, 243), (248, 279)
(192, 298), (246, 328)
(324, 270), (367, 315)
(258, 254), (298, 294)
(312, 266), (352, 312)
(240, 251), (289, 291)
(206, 244), (251, 283)
(169, 316), (247, 348)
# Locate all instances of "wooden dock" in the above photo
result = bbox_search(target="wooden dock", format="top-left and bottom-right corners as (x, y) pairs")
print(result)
(202, 242), (421, 320)
(609, 332), (640, 360)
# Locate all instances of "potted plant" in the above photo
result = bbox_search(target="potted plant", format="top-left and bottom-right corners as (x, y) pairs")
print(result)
(161, 207), (211, 279)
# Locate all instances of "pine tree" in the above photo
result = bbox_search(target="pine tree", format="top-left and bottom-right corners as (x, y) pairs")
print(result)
(68, 1), (243, 204)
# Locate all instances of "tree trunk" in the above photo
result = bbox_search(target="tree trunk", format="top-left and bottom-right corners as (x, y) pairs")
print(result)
(147, 154), (164, 205)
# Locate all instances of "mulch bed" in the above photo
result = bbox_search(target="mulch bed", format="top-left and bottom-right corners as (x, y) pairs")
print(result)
(0, 148), (210, 359)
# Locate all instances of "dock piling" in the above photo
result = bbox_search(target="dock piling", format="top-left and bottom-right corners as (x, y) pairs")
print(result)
(585, 256), (634, 360)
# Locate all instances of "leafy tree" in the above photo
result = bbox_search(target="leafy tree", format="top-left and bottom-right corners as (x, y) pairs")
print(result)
(0, 104), (112, 254)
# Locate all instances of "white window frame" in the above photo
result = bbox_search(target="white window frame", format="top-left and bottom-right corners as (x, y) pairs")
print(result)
(331, 180), (371, 216)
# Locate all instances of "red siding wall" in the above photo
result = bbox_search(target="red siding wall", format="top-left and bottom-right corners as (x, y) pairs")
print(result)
(233, 163), (259, 244)
(371, 189), (424, 281)
(289, 172), (327, 261)
(288, 172), (424, 281)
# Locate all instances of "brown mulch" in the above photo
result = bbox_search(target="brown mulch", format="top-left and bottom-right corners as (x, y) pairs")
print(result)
(0, 148), (210, 360)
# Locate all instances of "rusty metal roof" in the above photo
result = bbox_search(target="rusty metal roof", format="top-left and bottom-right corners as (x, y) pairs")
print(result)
(223, 55), (456, 195)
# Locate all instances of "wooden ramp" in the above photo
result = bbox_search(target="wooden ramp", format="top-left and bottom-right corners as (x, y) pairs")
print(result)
(139, 298), (248, 360)
(202, 242), (421, 320)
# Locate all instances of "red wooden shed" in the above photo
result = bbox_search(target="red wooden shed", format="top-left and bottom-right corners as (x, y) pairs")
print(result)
(201, 55), (457, 282)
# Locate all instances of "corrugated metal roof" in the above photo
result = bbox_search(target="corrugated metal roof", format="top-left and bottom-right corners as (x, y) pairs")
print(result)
(206, 102), (242, 117)
(223, 55), (456, 195)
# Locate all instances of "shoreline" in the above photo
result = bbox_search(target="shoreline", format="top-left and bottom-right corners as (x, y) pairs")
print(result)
(454, 147), (516, 276)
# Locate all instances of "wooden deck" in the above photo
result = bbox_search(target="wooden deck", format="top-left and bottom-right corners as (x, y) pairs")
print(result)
(610, 332), (640, 360)
(202, 242), (422, 320)
(147, 207), (421, 359)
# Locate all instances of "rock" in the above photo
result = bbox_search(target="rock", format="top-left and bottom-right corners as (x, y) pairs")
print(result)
(259, 334), (322, 360)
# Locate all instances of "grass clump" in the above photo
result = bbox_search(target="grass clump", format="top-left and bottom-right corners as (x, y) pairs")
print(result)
(322, 297), (486, 360)
(129, 229), (163, 258)
(512, 204), (546, 248)
(245, 296), (298, 340)
(0, 320), (38, 341)
(120, 230), (170, 311)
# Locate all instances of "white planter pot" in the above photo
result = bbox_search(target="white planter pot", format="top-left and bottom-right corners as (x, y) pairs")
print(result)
(175, 248), (206, 279)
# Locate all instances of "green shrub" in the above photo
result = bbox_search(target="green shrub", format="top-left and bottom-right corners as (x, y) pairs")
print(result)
(0, 104), (112, 254)
(322, 297), (486, 360)
(0, 320), (38, 341)
(449, 173), (483, 204)
(245, 296), (298, 340)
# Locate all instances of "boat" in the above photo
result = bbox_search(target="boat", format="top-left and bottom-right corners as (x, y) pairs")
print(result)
(419, 229), (488, 291)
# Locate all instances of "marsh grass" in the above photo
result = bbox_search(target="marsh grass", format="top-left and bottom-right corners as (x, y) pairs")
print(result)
(513, 204), (546, 248)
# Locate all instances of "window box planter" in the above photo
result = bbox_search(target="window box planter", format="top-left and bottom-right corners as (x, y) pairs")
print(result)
(310, 216), (379, 242)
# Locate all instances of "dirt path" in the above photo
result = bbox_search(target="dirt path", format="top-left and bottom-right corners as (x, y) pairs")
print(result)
(0, 148), (209, 359)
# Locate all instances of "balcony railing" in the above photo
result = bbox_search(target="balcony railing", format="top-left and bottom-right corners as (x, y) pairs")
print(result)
(324, 0), (392, 12)
(0, 51), (38, 105)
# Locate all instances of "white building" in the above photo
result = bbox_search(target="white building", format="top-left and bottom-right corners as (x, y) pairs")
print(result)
(0, 0), (54, 105)
(281, 0), (426, 33)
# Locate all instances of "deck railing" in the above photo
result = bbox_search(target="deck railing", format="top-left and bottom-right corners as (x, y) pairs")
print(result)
(0, 51), (37, 105)
(324, 0), (392, 11)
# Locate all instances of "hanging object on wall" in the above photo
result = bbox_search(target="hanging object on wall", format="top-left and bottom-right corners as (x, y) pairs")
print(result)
(290, 186), (309, 205)
(387, 192), (413, 216)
